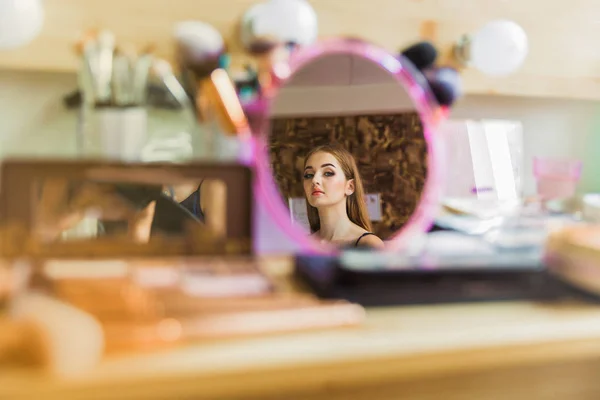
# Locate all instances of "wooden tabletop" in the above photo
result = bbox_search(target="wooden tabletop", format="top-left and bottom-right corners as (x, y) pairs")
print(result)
(4, 258), (600, 399)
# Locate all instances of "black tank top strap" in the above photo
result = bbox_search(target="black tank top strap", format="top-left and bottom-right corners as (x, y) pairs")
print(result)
(193, 180), (204, 218)
(179, 180), (205, 222)
(355, 232), (376, 247)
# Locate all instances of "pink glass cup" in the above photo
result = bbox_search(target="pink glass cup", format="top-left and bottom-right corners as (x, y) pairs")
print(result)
(533, 157), (583, 200)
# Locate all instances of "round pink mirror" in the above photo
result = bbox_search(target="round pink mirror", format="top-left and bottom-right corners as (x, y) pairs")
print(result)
(252, 38), (446, 254)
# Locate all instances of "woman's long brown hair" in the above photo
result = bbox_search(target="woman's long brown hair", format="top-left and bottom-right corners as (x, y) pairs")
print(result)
(304, 144), (372, 234)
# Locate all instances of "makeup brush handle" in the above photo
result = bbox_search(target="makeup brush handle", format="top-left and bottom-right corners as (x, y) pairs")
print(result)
(112, 54), (131, 106)
(163, 74), (193, 109)
(78, 37), (99, 105)
(132, 55), (154, 104)
(95, 31), (116, 103)
(152, 59), (194, 114)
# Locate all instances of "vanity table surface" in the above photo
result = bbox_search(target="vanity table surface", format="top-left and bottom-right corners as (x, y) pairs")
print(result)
(4, 256), (600, 400)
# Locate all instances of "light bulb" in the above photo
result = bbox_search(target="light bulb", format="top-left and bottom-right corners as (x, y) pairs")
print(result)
(455, 20), (529, 77)
(0, 0), (45, 50)
(241, 0), (318, 49)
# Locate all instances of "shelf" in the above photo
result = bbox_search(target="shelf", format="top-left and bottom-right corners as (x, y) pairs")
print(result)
(0, 0), (598, 100)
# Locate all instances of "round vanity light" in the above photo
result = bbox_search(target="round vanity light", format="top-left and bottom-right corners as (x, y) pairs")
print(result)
(455, 19), (529, 76)
(0, 0), (45, 50)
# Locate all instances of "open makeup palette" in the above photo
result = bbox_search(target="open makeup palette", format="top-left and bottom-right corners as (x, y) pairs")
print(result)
(0, 159), (254, 258)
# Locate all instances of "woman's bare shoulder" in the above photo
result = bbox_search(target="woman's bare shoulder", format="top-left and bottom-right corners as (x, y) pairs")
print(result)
(357, 233), (385, 249)
(350, 224), (369, 236)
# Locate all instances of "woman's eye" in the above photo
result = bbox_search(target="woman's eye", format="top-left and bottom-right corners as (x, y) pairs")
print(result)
(303, 173), (314, 179)
(324, 171), (335, 177)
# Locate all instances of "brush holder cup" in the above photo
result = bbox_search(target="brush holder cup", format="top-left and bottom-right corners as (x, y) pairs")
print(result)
(78, 106), (148, 162)
(77, 105), (205, 163)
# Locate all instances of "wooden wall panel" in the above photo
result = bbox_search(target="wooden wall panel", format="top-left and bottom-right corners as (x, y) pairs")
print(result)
(269, 112), (426, 239)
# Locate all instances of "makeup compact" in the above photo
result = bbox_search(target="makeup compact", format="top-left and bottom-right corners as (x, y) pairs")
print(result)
(0, 159), (253, 258)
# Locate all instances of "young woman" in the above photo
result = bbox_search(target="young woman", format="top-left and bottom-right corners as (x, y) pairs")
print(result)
(302, 144), (384, 249)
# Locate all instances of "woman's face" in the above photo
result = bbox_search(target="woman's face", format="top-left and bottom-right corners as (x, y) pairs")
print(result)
(303, 151), (353, 208)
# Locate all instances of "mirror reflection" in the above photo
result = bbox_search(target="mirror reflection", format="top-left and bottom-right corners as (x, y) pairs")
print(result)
(34, 177), (227, 244)
(268, 53), (427, 249)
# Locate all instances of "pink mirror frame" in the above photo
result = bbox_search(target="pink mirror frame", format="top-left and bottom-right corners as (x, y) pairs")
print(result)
(249, 37), (447, 255)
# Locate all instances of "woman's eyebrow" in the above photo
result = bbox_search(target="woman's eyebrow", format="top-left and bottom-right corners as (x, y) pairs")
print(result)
(304, 166), (313, 171)
(321, 163), (335, 168)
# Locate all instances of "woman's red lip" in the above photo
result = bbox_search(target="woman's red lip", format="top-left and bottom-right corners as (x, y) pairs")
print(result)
(312, 190), (324, 195)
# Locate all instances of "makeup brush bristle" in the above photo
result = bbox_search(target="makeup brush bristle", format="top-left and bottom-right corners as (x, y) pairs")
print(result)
(73, 28), (98, 55)
(173, 21), (225, 78)
(141, 43), (157, 56)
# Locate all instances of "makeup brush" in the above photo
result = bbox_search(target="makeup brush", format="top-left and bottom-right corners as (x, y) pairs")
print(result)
(424, 66), (463, 107)
(111, 49), (131, 106)
(173, 21), (225, 81)
(95, 30), (116, 104)
(132, 45), (156, 105)
(255, 42), (297, 94)
(1, 292), (104, 376)
(74, 29), (100, 105)
(201, 68), (250, 136)
(198, 68), (255, 160)
(173, 20), (227, 129)
(152, 59), (194, 111)
(401, 41), (438, 70)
